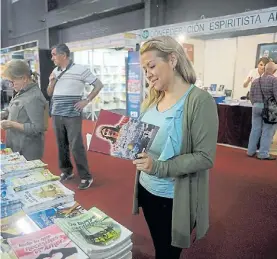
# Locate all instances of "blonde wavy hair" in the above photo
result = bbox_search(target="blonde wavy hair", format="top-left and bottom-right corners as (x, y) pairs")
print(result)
(140, 36), (196, 112)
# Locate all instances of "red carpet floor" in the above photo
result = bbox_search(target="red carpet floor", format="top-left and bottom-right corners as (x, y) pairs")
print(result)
(41, 119), (277, 259)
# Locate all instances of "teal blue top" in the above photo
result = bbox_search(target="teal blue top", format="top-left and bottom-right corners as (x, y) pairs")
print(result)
(139, 84), (194, 198)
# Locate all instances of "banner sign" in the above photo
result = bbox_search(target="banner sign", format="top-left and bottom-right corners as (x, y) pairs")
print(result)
(133, 7), (277, 40)
(126, 51), (142, 119)
(66, 33), (137, 52)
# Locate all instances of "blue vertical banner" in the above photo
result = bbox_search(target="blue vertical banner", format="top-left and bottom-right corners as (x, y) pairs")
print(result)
(126, 51), (142, 119)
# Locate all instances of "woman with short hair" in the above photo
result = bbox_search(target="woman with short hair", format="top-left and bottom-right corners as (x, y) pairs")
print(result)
(0, 59), (47, 160)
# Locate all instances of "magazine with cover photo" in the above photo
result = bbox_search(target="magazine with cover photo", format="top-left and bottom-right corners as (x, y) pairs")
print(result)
(29, 202), (86, 229)
(55, 207), (122, 247)
(89, 109), (159, 160)
(1, 160), (47, 177)
(6, 168), (60, 192)
(0, 210), (39, 239)
(7, 224), (88, 259)
(16, 181), (74, 210)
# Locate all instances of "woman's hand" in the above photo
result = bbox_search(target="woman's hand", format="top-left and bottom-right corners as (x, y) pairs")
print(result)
(0, 120), (14, 130)
(0, 120), (23, 131)
(133, 152), (153, 173)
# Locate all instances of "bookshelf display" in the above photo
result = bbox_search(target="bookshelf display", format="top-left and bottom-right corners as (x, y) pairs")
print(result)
(73, 48), (128, 119)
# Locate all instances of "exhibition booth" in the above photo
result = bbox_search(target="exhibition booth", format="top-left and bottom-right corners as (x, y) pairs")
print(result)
(66, 33), (139, 120)
(0, 41), (54, 102)
(130, 6), (277, 151)
(1, 7), (276, 152)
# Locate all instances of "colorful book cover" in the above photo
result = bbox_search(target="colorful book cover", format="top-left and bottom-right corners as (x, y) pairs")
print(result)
(1, 160), (47, 175)
(0, 210), (39, 239)
(55, 207), (122, 247)
(1, 155), (26, 165)
(29, 202), (86, 229)
(1, 186), (23, 218)
(7, 224), (88, 259)
(1, 200), (23, 219)
(7, 168), (60, 192)
(89, 109), (159, 160)
(17, 182), (74, 209)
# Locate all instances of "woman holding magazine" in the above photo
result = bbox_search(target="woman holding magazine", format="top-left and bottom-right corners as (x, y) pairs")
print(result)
(0, 60), (47, 160)
(132, 36), (219, 259)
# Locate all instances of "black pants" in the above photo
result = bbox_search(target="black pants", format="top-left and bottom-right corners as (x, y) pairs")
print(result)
(1, 90), (4, 109)
(52, 115), (91, 180)
(138, 183), (182, 259)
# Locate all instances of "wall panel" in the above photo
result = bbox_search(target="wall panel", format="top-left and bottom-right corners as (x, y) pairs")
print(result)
(203, 38), (237, 92)
(59, 9), (144, 43)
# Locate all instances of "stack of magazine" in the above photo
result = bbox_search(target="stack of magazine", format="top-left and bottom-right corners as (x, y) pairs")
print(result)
(5, 168), (60, 192)
(1, 159), (47, 179)
(0, 210), (39, 259)
(1, 180), (23, 219)
(15, 181), (75, 214)
(7, 224), (89, 259)
(0, 109), (145, 259)
(55, 207), (133, 259)
(28, 201), (86, 229)
(1, 152), (27, 165)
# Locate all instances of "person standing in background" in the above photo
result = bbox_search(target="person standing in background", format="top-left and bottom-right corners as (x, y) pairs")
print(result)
(247, 62), (277, 160)
(243, 57), (270, 89)
(0, 60), (47, 160)
(47, 44), (104, 190)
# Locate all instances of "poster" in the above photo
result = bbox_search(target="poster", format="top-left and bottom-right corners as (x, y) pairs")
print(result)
(256, 43), (277, 66)
(126, 51), (142, 119)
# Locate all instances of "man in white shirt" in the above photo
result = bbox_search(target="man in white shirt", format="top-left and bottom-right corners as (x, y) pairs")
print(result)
(47, 44), (103, 190)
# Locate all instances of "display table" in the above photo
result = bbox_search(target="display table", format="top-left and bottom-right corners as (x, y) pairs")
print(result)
(217, 104), (252, 148)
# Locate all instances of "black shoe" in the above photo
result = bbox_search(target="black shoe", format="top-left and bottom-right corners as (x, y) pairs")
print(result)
(78, 179), (93, 190)
(60, 172), (74, 182)
(257, 155), (276, 160)
(247, 153), (256, 158)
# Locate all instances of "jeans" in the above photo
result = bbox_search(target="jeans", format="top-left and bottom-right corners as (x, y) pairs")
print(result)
(247, 105), (275, 158)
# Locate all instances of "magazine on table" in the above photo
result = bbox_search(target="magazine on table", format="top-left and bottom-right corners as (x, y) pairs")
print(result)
(1, 160), (47, 177)
(6, 168), (60, 192)
(7, 224), (88, 259)
(1, 198), (23, 219)
(55, 207), (123, 246)
(28, 202), (86, 229)
(89, 109), (159, 160)
(55, 207), (133, 258)
(1, 153), (26, 165)
(0, 210), (39, 240)
(16, 181), (74, 210)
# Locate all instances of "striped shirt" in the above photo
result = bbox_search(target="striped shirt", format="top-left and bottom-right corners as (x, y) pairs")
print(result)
(51, 64), (97, 117)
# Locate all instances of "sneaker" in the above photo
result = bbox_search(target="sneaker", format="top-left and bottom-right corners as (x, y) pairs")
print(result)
(257, 155), (276, 160)
(60, 172), (74, 182)
(78, 179), (93, 190)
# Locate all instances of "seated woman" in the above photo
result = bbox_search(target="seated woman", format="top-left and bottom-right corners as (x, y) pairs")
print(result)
(0, 60), (47, 160)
